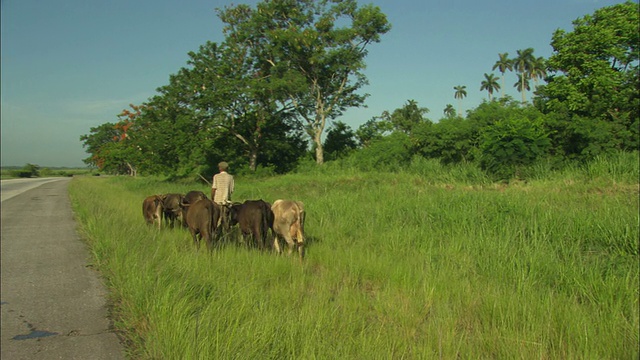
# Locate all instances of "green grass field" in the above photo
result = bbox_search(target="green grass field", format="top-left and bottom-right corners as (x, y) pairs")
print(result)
(69, 159), (638, 359)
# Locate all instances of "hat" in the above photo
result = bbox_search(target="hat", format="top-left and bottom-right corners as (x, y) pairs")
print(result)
(218, 161), (229, 170)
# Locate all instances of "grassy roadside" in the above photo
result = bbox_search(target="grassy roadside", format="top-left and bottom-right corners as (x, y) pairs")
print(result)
(69, 167), (638, 358)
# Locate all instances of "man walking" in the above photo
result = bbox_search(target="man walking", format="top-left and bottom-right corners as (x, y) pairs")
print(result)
(211, 161), (234, 231)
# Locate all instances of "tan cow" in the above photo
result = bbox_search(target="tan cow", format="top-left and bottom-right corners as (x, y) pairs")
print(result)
(271, 199), (305, 259)
(142, 195), (164, 229)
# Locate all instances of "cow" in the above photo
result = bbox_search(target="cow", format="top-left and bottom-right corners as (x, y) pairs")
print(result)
(186, 199), (221, 250)
(162, 193), (184, 228)
(180, 190), (208, 227)
(142, 195), (164, 229)
(228, 200), (272, 250)
(271, 199), (305, 259)
(183, 190), (208, 205)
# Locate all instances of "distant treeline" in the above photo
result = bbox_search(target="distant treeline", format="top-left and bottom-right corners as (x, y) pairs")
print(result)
(1, 164), (93, 178)
(79, 1), (638, 182)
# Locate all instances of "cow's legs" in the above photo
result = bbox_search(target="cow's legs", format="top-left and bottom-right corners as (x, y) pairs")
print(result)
(282, 234), (295, 255)
(273, 236), (282, 254)
(191, 230), (200, 250)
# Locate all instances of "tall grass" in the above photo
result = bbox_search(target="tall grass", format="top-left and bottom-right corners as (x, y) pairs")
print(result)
(69, 155), (639, 359)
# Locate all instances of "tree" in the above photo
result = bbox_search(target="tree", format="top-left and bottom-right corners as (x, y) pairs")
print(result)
(388, 99), (430, 135)
(514, 77), (531, 97)
(80, 122), (120, 169)
(479, 115), (551, 180)
(355, 115), (393, 147)
(443, 104), (456, 118)
(480, 73), (501, 101)
(513, 48), (535, 103)
(13, 163), (40, 178)
(492, 52), (513, 98)
(529, 56), (547, 89)
(323, 121), (357, 160)
(536, 1), (639, 158)
(453, 85), (467, 116)
(219, 0), (391, 164)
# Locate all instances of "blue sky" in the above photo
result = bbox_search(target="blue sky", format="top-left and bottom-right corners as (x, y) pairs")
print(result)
(1, 0), (631, 167)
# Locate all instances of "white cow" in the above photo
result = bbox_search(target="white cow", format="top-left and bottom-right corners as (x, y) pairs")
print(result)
(270, 199), (305, 259)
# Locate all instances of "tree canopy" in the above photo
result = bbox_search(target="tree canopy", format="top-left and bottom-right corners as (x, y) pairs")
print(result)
(80, 1), (638, 181)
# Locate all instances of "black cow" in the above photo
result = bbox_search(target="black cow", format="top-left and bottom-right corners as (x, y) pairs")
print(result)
(186, 199), (221, 250)
(162, 193), (184, 228)
(229, 200), (272, 250)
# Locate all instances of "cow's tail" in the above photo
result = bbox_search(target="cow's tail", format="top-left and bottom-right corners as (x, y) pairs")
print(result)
(296, 207), (305, 260)
(259, 202), (269, 250)
(208, 201), (217, 248)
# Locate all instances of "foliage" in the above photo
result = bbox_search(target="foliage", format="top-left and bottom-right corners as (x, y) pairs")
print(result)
(479, 115), (551, 180)
(218, 0), (391, 164)
(513, 48), (535, 103)
(355, 115), (393, 147)
(77, 1), (638, 183)
(323, 121), (357, 161)
(480, 73), (501, 101)
(346, 131), (412, 171)
(492, 52), (513, 98)
(415, 99), (541, 166)
(12, 163), (40, 178)
(413, 116), (477, 164)
(386, 99), (431, 135)
(536, 1), (640, 159)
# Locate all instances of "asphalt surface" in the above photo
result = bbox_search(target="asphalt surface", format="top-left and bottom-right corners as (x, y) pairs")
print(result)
(1, 178), (125, 359)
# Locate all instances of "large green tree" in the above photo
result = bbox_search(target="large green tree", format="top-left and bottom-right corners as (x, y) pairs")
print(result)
(536, 1), (639, 158)
(218, 0), (391, 164)
(388, 99), (430, 135)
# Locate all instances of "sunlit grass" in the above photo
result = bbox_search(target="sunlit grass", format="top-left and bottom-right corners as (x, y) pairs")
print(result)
(69, 157), (639, 359)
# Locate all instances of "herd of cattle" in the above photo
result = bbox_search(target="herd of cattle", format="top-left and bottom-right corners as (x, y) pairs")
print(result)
(142, 191), (305, 259)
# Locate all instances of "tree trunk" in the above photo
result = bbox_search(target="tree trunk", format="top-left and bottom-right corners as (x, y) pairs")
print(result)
(249, 149), (258, 172)
(126, 162), (137, 177)
(314, 130), (324, 164)
(520, 73), (527, 103)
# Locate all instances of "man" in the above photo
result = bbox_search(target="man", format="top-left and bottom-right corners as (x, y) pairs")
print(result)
(211, 161), (234, 231)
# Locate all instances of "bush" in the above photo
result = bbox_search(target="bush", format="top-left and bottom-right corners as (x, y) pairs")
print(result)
(479, 116), (551, 180)
(348, 132), (412, 171)
(12, 163), (40, 178)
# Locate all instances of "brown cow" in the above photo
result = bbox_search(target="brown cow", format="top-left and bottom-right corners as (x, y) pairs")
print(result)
(183, 190), (208, 205)
(271, 199), (305, 259)
(229, 200), (271, 250)
(142, 195), (164, 229)
(186, 199), (221, 250)
(180, 190), (208, 227)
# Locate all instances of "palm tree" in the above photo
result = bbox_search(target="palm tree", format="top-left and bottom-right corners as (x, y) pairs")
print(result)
(480, 73), (501, 101)
(443, 104), (456, 118)
(492, 53), (513, 98)
(529, 56), (547, 89)
(513, 48), (535, 102)
(514, 77), (531, 97)
(453, 85), (467, 116)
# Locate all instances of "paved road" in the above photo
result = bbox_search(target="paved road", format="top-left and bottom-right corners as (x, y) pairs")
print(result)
(1, 178), (125, 359)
